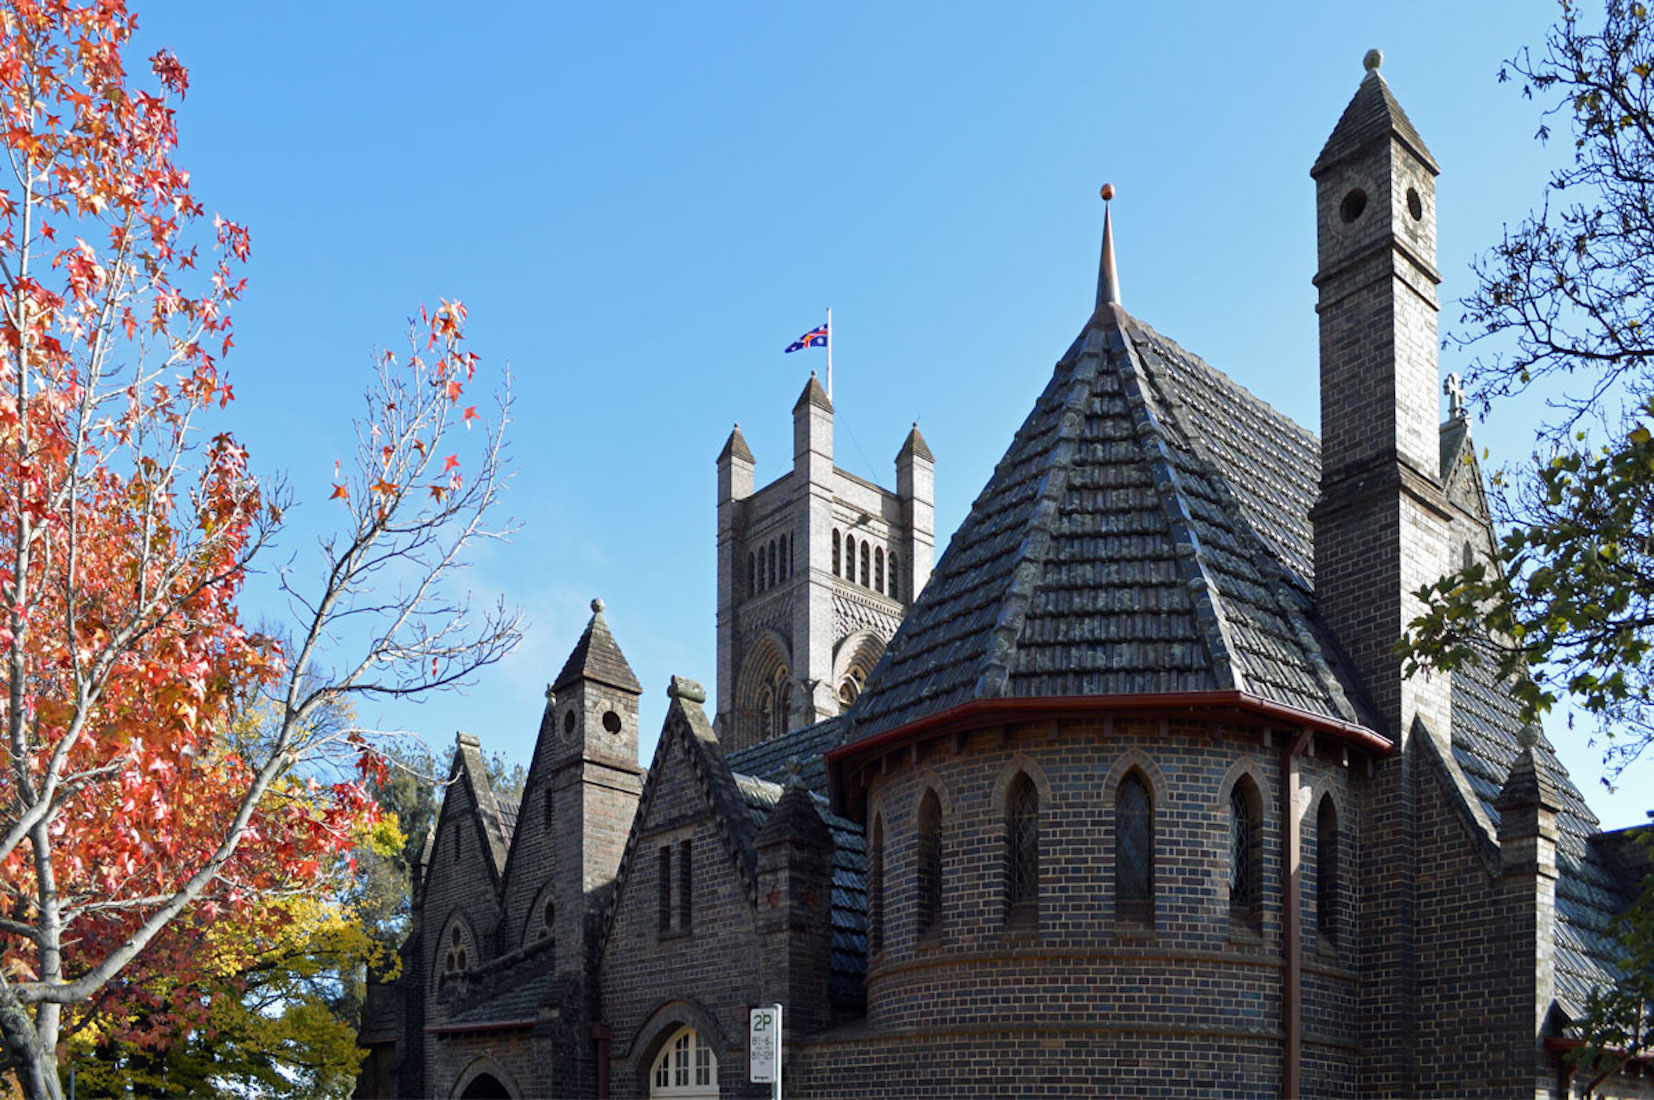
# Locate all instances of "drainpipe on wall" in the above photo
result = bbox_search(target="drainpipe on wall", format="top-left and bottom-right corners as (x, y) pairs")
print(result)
(592, 1022), (611, 1099)
(1283, 729), (1311, 1099)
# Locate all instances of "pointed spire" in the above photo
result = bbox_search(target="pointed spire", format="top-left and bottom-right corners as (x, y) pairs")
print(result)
(1095, 184), (1121, 309)
(897, 421), (933, 463)
(554, 597), (642, 694)
(793, 370), (834, 414)
(718, 422), (754, 464)
(1312, 48), (1438, 177)
(1495, 724), (1561, 815)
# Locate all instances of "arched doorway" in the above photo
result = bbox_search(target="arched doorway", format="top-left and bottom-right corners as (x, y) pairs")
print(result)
(459, 1072), (512, 1099)
(649, 1025), (718, 1097)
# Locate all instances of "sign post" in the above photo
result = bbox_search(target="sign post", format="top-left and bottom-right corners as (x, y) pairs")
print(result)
(749, 1002), (782, 1099)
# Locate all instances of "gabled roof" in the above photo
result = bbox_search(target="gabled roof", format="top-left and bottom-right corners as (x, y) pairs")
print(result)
(449, 732), (512, 884)
(1312, 67), (1438, 177)
(598, 681), (866, 1008)
(845, 303), (1370, 747)
(718, 423), (755, 464)
(554, 600), (642, 694)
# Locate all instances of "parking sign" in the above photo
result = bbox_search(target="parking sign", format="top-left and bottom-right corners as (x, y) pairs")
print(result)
(749, 1002), (781, 1089)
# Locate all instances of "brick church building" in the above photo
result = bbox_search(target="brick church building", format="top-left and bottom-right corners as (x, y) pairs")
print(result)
(356, 56), (1652, 1098)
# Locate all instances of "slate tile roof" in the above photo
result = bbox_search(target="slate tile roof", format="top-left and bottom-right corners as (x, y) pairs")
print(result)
(1450, 642), (1629, 1017)
(840, 296), (1628, 1024)
(554, 605), (642, 694)
(731, 770), (867, 1010)
(848, 305), (1363, 744)
(726, 715), (850, 793)
(1312, 67), (1439, 175)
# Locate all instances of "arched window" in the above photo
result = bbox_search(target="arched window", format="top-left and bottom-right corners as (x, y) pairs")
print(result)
(869, 814), (885, 955)
(768, 540), (777, 589)
(766, 667), (790, 739)
(786, 533), (793, 577)
(874, 547), (885, 593)
(838, 667), (865, 708)
(748, 552), (756, 594)
(832, 530), (841, 576)
(844, 535), (855, 582)
(888, 552), (898, 600)
(860, 542), (870, 587)
(540, 897), (555, 940)
(1317, 794), (1339, 944)
(1229, 777), (1261, 927)
(650, 1026), (718, 1097)
(1116, 771), (1153, 925)
(445, 923), (468, 972)
(917, 789), (942, 938)
(1006, 773), (1039, 919)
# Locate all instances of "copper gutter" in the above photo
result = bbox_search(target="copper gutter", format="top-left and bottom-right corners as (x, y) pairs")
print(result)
(826, 691), (1390, 812)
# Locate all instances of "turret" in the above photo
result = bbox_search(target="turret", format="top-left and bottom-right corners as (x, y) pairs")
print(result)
(895, 424), (934, 602)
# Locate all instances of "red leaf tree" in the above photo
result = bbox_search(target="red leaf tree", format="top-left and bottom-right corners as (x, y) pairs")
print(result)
(0, 5), (518, 1097)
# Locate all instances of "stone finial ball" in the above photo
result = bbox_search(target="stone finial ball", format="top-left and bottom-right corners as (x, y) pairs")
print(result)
(591, 597), (605, 614)
(1364, 48), (1383, 72)
(1100, 183), (1116, 201)
(1517, 723), (1540, 750)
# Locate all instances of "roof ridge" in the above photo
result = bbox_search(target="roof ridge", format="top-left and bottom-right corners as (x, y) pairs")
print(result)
(971, 328), (1103, 700)
(1112, 314), (1246, 694)
(1125, 328), (1362, 723)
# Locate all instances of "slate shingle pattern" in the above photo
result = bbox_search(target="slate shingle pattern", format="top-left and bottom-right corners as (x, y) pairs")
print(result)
(1450, 644), (1628, 1017)
(732, 771), (867, 1010)
(726, 715), (849, 793)
(849, 306), (1362, 744)
(1312, 68), (1439, 175)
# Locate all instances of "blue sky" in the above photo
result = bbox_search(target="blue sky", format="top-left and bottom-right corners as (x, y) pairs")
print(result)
(128, 1), (1647, 828)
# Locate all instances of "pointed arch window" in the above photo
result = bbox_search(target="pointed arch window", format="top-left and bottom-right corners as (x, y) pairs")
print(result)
(874, 547), (885, 593)
(1317, 794), (1339, 944)
(888, 553), (899, 600)
(917, 789), (942, 938)
(844, 535), (855, 583)
(1006, 773), (1039, 923)
(869, 814), (885, 955)
(764, 666), (790, 740)
(832, 530), (841, 576)
(650, 1026), (718, 1097)
(1229, 777), (1262, 927)
(767, 541), (777, 589)
(860, 542), (870, 587)
(1115, 771), (1153, 925)
(748, 552), (756, 594)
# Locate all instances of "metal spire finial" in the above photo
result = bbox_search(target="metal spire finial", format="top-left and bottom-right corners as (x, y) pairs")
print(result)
(1096, 184), (1121, 309)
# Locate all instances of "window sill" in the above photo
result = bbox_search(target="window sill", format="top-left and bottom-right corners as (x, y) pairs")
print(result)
(1228, 918), (1263, 946)
(657, 927), (693, 943)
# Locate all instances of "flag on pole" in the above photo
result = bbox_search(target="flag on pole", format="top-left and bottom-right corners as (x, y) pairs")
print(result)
(784, 324), (829, 353)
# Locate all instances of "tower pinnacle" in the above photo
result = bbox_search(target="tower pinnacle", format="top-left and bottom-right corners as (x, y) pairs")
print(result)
(1096, 184), (1121, 309)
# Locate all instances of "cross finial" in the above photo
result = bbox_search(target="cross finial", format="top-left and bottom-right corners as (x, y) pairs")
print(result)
(1444, 373), (1468, 421)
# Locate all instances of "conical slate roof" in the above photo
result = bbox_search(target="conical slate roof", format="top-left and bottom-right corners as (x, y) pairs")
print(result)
(553, 599), (642, 694)
(847, 302), (1367, 744)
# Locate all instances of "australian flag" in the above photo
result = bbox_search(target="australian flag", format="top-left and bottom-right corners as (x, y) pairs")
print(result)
(785, 323), (829, 353)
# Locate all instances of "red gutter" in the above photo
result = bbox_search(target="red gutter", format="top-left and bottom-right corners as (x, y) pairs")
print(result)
(424, 1018), (537, 1035)
(826, 691), (1390, 811)
(1545, 1036), (1654, 1063)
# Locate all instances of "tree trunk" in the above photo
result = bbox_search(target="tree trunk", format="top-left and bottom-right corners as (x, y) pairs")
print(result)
(0, 999), (63, 1100)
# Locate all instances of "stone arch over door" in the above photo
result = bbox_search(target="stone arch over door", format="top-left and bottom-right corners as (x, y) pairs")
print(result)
(626, 997), (732, 1098)
(450, 1055), (523, 1099)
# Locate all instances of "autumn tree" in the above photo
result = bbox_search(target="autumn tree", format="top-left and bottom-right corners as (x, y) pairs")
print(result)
(1399, 0), (1654, 1089)
(0, 4), (519, 1098)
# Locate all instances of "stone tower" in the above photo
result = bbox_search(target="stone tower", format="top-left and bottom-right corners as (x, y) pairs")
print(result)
(1310, 49), (1452, 746)
(546, 599), (645, 968)
(1310, 51), (1455, 1095)
(714, 374), (934, 751)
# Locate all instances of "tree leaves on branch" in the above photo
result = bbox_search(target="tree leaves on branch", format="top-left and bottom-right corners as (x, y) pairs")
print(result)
(0, 4), (521, 1097)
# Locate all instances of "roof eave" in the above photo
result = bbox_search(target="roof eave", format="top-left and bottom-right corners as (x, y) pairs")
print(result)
(827, 691), (1391, 815)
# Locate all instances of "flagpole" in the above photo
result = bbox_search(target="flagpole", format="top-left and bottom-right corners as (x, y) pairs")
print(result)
(825, 307), (833, 401)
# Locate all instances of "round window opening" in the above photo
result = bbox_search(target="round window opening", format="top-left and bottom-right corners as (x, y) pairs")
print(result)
(1406, 186), (1423, 220)
(602, 710), (622, 734)
(563, 711), (575, 734)
(1339, 189), (1367, 224)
